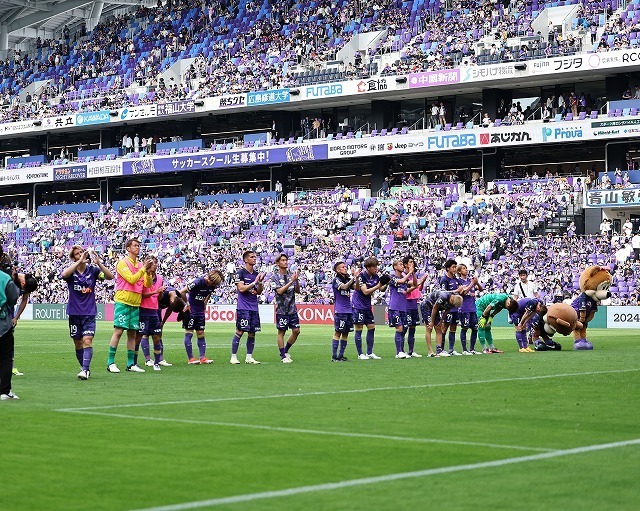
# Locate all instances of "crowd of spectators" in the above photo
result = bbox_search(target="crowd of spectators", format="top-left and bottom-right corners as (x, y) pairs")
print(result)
(1, 177), (636, 308)
(0, 0), (627, 127)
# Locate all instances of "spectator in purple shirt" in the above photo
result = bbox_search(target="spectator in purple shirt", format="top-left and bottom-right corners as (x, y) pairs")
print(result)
(61, 245), (114, 380)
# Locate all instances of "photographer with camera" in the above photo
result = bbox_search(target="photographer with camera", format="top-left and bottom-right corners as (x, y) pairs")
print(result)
(0, 255), (22, 400)
(9, 271), (38, 376)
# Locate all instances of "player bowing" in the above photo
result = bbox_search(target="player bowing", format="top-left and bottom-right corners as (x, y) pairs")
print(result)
(271, 254), (301, 363)
(510, 298), (545, 353)
(61, 246), (114, 380)
(180, 270), (224, 364)
(420, 290), (464, 358)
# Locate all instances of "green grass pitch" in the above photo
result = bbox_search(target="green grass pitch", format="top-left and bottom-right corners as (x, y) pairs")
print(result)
(3, 321), (640, 511)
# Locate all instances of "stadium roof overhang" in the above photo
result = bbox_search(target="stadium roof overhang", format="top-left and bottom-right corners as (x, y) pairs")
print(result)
(0, 0), (148, 47)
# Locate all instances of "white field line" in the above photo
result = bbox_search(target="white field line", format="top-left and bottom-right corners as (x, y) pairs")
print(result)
(56, 368), (640, 412)
(63, 410), (553, 453)
(126, 438), (640, 511)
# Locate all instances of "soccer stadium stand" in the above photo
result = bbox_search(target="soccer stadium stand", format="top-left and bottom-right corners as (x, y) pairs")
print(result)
(0, 0), (639, 315)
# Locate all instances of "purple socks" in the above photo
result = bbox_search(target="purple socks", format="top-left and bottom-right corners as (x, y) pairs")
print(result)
(197, 337), (206, 358)
(75, 348), (83, 366)
(354, 329), (363, 355)
(231, 333), (241, 355)
(448, 331), (456, 351)
(470, 329), (478, 351)
(246, 336), (255, 355)
(407, 327), (415, 353)
(394, 330), (404, 353)
(366, 328), (375, 355)
(82, 347), (93, 371)
(184, 332), (194, 359)
(332, 339), (339, 358)
(141, 336), (151, 360)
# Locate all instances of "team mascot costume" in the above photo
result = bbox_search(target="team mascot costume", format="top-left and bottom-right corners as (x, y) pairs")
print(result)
(530, 303), (582, 351)
(571, 265), (612, 350)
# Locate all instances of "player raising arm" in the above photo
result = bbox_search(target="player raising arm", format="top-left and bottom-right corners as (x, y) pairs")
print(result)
(61, 246), (114, 380)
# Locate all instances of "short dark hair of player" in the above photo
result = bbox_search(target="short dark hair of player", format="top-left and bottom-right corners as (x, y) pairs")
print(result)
(170, 296), (186, 313)
(23, 273), (39, 293)
(506, 297), (519, 314)
(125, 238), (140, 249)
(275, 253), (288, 264)
(242, 250), (255, 262)
(402, 255), (414, 265)
(363, 257), (378, 269)
(519, 269), (528, 276)
(333, 261), (345, 272)
(444, 259), (457, 270)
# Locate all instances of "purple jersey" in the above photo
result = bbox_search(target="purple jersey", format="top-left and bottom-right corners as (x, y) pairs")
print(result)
(424, 290), (454, 311)
(63, 265), (102, 316)
(571, 293), (598, 317)
(352, 271), (379, 310)
(388, 273), (408, 312)
(511, 298), (540, 323)
(187, 276), (218, 314)
(458, 277), (477, 313)
(236, 267), (260, 311)
(332, 275), (354, 314)
(158, 286), (177, 311)
(439, 274), (460, 312)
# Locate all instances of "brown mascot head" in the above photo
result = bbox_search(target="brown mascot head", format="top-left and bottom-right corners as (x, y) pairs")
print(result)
(579, 265), (612, 303)
(542, 303), (582, 337)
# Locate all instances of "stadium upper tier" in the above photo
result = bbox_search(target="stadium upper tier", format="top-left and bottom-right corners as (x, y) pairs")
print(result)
(0, 0), (628, 125)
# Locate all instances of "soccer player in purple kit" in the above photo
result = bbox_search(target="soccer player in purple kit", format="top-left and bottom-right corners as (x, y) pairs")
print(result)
(352, 257), (387, 360)
(403, 255), (427, 358)
(230, 250), (264, 365)
(179, 270), (223, 365)
(438, 259), (464, 356)
(388, 259), (414, 359)
(420, 290), (464, 357)
(61, 245), (114, 380)
(270, 254), (300, 363)
(456, 263), (483, 355)
(331, 261), (360, 362)
(510, 298), (545, 353)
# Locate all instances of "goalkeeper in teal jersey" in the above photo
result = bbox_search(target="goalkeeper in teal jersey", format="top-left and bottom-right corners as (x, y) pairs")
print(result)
(475, 293), (518, 354)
